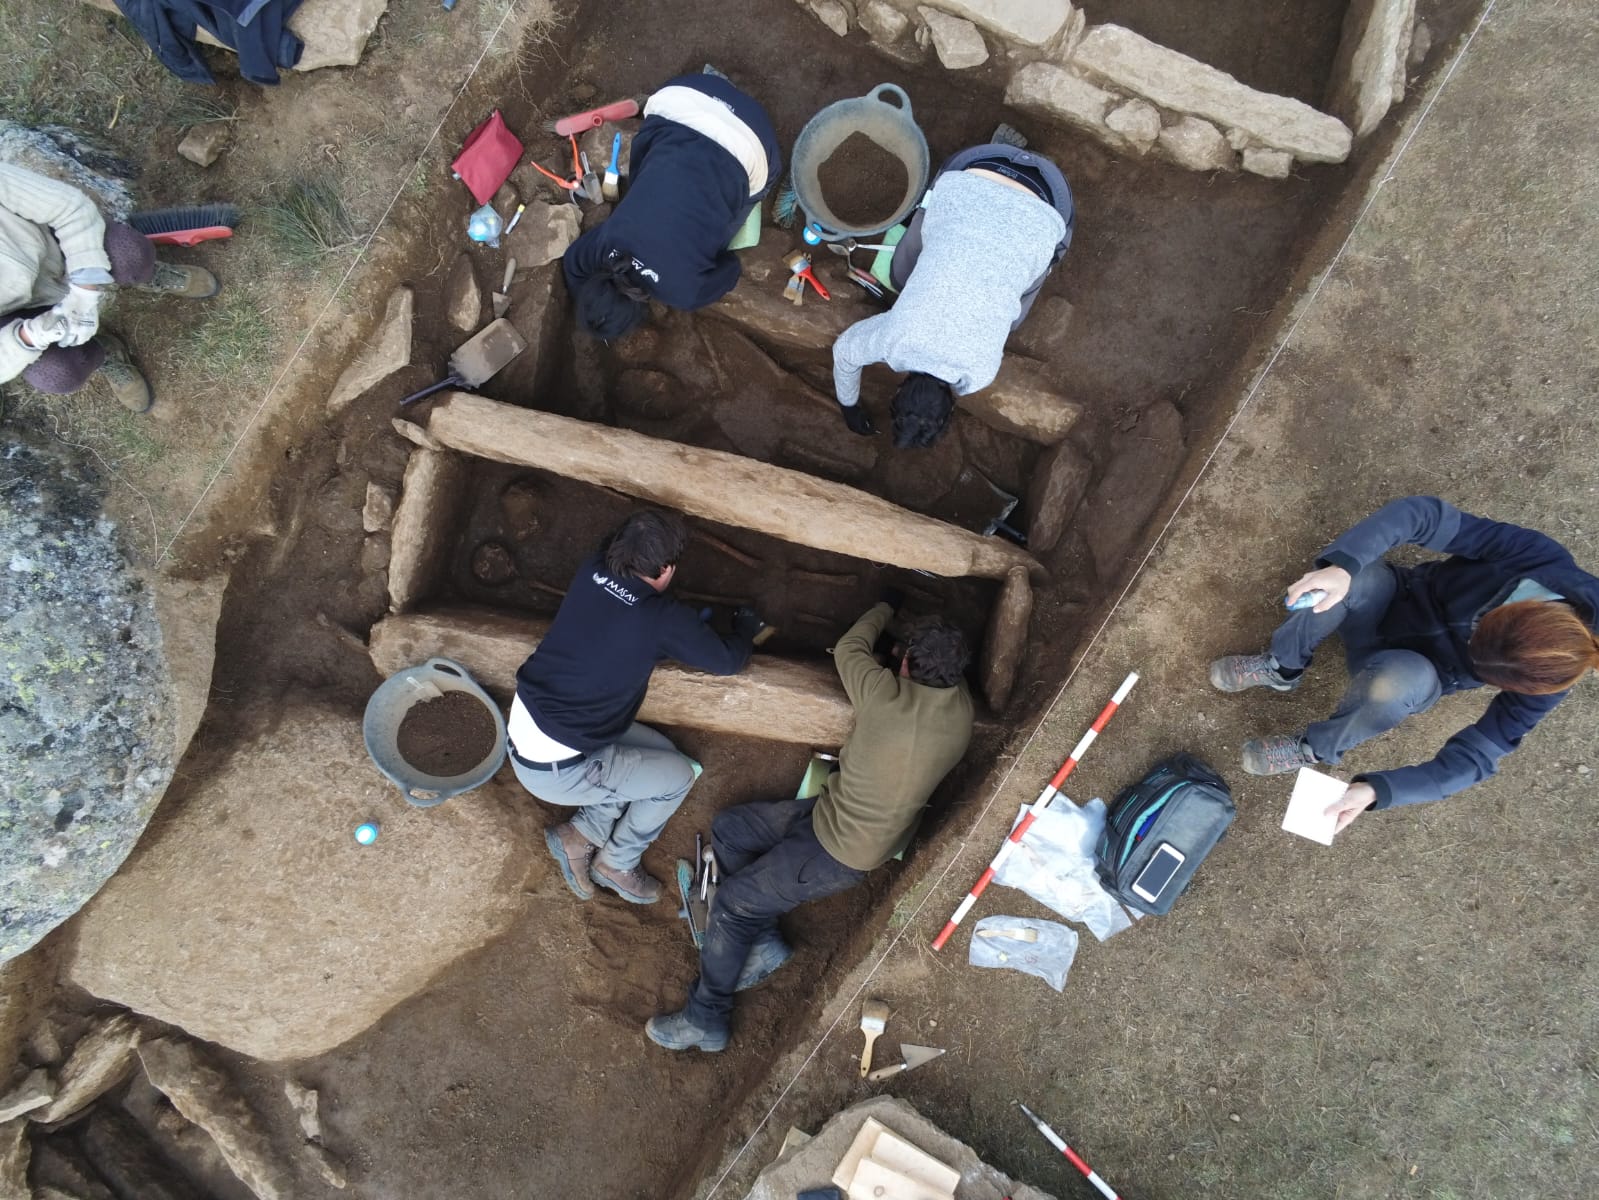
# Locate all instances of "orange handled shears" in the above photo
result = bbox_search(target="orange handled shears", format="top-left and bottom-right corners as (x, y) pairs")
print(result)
(528, 134), (584, 192)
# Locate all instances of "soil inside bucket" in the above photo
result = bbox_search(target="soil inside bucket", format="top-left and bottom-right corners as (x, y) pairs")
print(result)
(396, 691), (498, 777)
(818, 132), (909, 229)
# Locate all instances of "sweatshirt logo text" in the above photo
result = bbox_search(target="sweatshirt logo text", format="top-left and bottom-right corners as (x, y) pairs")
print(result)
(592, 572), (641, 605)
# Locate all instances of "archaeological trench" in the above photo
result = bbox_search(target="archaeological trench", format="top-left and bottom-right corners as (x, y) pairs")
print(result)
(5, 0), (1480, 1197)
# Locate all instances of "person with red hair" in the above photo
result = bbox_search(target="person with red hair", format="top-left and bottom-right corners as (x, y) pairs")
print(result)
(1210, 496), (1599, 833)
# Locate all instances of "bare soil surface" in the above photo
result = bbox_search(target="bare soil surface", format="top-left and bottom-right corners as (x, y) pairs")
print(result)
(818, 132), (911, 228)
(395, 691), (498, 776)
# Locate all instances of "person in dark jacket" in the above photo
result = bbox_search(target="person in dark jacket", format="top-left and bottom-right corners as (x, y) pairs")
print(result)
(646, 601), (973, 1053)
(509, 510), (763, 904)
(562, 72), (780, 340)
(1211, 496), (1599, 833)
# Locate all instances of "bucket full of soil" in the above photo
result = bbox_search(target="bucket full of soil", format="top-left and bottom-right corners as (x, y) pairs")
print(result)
(791, 84), (929, 241)
(363, 657), (507, 806)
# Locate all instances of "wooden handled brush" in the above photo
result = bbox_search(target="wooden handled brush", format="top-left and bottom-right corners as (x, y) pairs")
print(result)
(858, 999), (888, 1078)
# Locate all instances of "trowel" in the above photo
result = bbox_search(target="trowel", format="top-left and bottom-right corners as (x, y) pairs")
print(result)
(492, 258), (516, 319)
(398, 317), (526, 406)
(866, 1044), (946, 1082)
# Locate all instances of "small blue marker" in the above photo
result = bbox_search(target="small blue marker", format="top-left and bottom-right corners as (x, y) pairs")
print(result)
(355, 822), (380, 846)
(1286, 589), (1327, 611)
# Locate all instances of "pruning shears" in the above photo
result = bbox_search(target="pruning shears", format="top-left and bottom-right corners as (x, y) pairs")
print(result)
(528, 133), (584, 193)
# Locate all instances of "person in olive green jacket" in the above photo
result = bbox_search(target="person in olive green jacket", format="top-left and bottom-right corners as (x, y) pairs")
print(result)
(646, 598), (974, 1052)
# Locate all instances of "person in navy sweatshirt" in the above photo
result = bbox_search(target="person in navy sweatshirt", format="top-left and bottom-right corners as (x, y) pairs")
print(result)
(563, 72), (781, 340)
(1210, 496), (1599, 833)
(509, 510), (762, 904)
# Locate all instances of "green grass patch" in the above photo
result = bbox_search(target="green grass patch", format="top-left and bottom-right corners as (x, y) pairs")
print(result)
(262, 175), (363, 268)
(179, 291), (275, 390)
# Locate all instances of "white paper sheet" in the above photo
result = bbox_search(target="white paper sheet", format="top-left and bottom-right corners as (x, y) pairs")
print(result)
(1282, 766), (1344, 845)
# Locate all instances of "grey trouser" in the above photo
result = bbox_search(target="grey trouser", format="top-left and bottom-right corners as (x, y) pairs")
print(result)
(510, 722), (696, 870)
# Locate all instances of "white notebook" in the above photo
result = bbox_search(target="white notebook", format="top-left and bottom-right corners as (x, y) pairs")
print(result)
(1282, 766), (1344, 845)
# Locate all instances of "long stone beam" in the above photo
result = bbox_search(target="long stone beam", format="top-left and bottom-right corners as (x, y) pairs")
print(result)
(370, 607), (860, 746)
(426, 394), (1040, 580)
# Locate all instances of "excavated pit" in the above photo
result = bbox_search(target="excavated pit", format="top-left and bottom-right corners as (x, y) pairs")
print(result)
(162, 1), (1469, 1196)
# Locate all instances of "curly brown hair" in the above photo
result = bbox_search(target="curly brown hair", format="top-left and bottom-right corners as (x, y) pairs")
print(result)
(904, 617), (970, 687)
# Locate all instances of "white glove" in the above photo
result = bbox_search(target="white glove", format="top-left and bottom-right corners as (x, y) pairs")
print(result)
(14, 310), (69, 349)
(50, 284), (103, 347)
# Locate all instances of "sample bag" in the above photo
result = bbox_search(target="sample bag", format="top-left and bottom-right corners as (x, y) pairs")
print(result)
(1095, 753), (1234, 916)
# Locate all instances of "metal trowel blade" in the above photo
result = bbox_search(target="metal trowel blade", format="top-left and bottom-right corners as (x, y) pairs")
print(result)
(899, 1044), (945, 1071)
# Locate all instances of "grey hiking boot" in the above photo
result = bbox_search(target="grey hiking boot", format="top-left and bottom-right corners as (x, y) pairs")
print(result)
(645, 1009), (727, 1053)
(1210, 653), (1300, 693)
(543, 822), (597, 901)
(590, 859), (662, 905)
(1241, 735), (1317, 776)
(136, 261), (220, 299)
(735, 929), (794, 992)
(94, 333), (153, 413)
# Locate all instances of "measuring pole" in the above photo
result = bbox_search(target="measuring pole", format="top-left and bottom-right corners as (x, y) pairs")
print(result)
(931, 671), (1137, 951)
(1018, 1103), (1120, 1200)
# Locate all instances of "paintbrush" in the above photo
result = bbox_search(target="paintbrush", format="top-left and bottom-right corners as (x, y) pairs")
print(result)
(858, 998), (889, 1078)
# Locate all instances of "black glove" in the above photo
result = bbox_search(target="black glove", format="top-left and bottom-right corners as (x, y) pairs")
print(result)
(731, 605), (766, 641)
(880, 586), (906, 612)
(839, 402), (876, 436)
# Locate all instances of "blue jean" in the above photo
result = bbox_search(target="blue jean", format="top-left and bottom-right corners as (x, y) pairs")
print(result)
(1268, 564), (1443, 764)
(682, 795), (866, 1031)
(510, 722), (695, 871)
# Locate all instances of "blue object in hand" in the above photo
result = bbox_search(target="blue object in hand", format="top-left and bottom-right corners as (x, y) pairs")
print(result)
(1286, 589), (1327, 611)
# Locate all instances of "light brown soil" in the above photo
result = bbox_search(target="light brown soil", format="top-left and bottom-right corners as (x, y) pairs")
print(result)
(817, 132), (910, 228)
(395, 691), (498, 777)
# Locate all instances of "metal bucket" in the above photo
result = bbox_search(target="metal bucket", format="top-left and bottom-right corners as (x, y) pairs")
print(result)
(791, 84), (929, 242)
(362, 657), (507, 807)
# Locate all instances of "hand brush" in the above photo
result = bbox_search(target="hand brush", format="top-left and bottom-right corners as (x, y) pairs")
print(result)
(128, 203), (241, 247)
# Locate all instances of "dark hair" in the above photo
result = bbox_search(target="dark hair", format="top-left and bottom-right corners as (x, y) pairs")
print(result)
(603, 510), (687, 580)
(573, 258), (650, 340)
(1469, 600), (1599, 694)
(904, 617), (970, 687)
(890, 373), (956, 449)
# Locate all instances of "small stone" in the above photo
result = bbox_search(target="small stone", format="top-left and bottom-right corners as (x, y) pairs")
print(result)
(1005, 63), (1114, 141)
(35, 1013), (142, 1124)
(0, 1121), (27, 1197)
(443, 253), (482, 333)
(919, 8), (988, 68)
(810, 0), (851, 37)
(283, 1079), (321, 1142)
(1242, 146), (1293, 178)
(362, 483), (396, 534)
(304, 1141), (347, 1189)
(504, 202), (582, 267)
(1104, 99), (1161, 152)
(0, 1068), (53, 1121)
(1577, 764), (1591, 775)
(360, 534), (390, 574)
(1155, 116), (1236, 172)
(1229, 1113), (1241, 1122)
(914, 21), (932, 49)
(471, 541), (517, 586)
(571, 81), (597, 102)
(499, 479), (543, 542)
(177, 122), (230, 167)
(860, 0), (909, 44)
(1207, 1086), (1217, 1094)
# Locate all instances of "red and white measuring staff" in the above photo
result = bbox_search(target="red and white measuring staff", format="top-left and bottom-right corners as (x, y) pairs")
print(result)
(1018, 1102), (1121, 1200)
(931, 670), (1138, 951)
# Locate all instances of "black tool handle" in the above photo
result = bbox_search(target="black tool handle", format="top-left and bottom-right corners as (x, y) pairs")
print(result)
(398, 372), (467, 406)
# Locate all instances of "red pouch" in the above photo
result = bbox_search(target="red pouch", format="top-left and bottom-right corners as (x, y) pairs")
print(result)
(452, 110), (524, 204)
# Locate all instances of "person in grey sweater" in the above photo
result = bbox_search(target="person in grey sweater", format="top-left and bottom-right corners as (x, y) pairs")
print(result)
(831, 144), (1072, 448)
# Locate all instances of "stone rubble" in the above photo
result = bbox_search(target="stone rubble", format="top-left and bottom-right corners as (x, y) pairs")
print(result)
(918, 7), (988, 68)
(0, 1067), (54, 1121)
(1242, 145), (1294, 179)
(283, 1080), (320, 1142)
(34, 1014), (142, 1125)
(1156, 115), (1236, 172)
(1104, 97), (1161, 152)
(808, 0), (852, 37)
(326, 285), (414, 413)
(859, 0), (909, 46)
(361, 482), (396, 534)
(176, 123), (230, 168)
(920, 0), (1072, 47)
(0, 1119), (29, 1197)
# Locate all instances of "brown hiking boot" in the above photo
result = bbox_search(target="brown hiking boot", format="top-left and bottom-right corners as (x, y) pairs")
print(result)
(135, 261), (220, 299)
(590, 859), (662, 905)
(94, 333), (153, 413)
(543, 822), (598, 901)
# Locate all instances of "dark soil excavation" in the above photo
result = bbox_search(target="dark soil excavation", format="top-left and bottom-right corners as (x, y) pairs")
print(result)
(395, 691), (498, 776)
(817, 132), (911, 228)
(175, 0), (1412, 1196)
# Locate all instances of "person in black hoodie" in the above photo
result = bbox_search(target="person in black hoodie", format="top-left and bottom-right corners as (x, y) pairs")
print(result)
(508, 510), (761, 905)
(562, 72), (780, 340)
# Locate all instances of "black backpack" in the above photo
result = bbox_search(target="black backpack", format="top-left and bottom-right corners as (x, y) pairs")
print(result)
(1095, 754), (1234, 915)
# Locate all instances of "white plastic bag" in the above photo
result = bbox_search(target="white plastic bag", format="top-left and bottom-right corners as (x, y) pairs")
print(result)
(991, 798), (1135, 941)
(968, 915), (1079, 992)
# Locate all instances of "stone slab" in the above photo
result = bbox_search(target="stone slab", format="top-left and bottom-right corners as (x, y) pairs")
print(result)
(742, 1095), (1055, 1200)
(1072, 24), (1353, 162)
(1328, 0), (1417, 137)
(919, 0), (1072, 47)
(427, 394), (1039, 580)
(980, 565), (1032, 711)
(1023, 438), (1091, 554)
(65, 707), (527, 1061)
(370, 607), (860, 746)
(387, 446), (467, 612)
(0, 1067), (52, 1121)
(1005, 62), (1115, 143)
(443, 253), (481, 333)
(861, 0), (910, 46)
(326, 285), (413, 413)
(919, 8), (988, 69)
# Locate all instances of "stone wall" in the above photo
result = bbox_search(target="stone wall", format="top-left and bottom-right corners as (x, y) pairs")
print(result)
(795, 0), (1420, 176)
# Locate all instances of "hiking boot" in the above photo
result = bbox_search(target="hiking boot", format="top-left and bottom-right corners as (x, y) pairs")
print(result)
(735, 929), (794, 992)
(590, 859), (662, 905)
(1209, 653), (1300, 694)
(1241, 735), (1317, 776)
(94, 333), (153, 413)
(645, 1009), (728, 1053)
(543, 822), (597, 901)
(135, 261), (220, 299)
